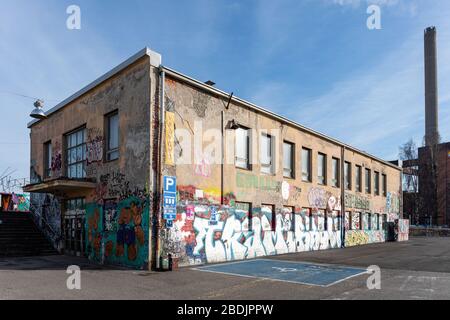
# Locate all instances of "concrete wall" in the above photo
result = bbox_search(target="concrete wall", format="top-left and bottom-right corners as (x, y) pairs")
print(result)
(161, 75), (402, 267)
(29, 56), (155, 269)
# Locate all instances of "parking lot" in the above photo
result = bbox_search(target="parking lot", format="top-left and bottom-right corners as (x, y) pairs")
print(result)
(1, 237), (450, 300)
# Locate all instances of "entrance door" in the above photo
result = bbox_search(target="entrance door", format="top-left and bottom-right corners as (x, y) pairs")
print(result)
(64, 198), (86, 257)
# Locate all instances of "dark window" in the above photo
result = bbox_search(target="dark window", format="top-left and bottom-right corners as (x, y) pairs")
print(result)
(283, 142), (295, 178)
(235, 127), (251, 170)
(355, 165), (362, 192)
(44, 141), (52, 178)
(235, 202), (252, 231)
(365, 168), (371, 194)
(260, 134), (274, 174)
(317, 153), (327, 185)
(262, 204), (276, 231)
(106, 112), (119, 161)
(344, 161), (352, 190)
(332, 158), (340, 187)
(382, 174), (387, 197)
(374, 171), (380, 195)
(66, 127), (86, 179)
(302, 148), (312, 182)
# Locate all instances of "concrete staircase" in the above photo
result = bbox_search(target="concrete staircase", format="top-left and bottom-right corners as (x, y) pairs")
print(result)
(0, 212), (59, 257)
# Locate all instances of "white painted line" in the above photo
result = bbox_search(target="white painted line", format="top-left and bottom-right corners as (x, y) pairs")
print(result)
(191, 267), (329, 287)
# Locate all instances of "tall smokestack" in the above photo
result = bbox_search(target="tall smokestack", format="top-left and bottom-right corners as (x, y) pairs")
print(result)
(424, 26), (440, 146)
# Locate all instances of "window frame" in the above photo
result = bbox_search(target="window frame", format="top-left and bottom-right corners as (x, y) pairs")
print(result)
(235, 126), (251, 170)
(355, 165), (362, 192)
(260, 133), (274, 175)
(365, 168), (372, 194)
(301, 147), (312, 182)
(235, 201), (252, 231)
(344, 161), (352, 190)
(44, 141), (52, 178)
(382, 174), (387, 197)
(283, 141), (295, 179)
(105, 111), (119, 162)
(65, 126), (87, 179)
(374, 171), (380, 196)
(317, 152), (327, 185)
(332, 157), (340, 188)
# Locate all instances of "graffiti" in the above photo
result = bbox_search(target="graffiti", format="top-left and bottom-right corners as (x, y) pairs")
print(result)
(345, 193), (371, 211)
(30, 193), (61, 237)
(397, 219), (410, 242)
(51, 151), (62, 176)
(165, 202), (342, 267)
(236, 172), (280, 192)
(86, 136), (103, 165)
(345, 230), (385, 247)
(194, 155), (212, 178)
(1, 193), (30, 212)
(85, 196), (149, 268)
(103, 200), (118, 232)
(307, 187), (340, 212)
(97, 171), (149, 202)
(165, 111), (175, 166)
(386, 192), (400, 214)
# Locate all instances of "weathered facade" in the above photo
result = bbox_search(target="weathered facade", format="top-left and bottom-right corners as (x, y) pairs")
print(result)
(25, 48), (403, 270)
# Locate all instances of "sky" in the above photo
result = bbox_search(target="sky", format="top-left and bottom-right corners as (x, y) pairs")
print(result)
(0, 0), (449, 182)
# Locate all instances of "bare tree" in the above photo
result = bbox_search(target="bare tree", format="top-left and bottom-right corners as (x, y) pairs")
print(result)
(399, 139), (421, 225)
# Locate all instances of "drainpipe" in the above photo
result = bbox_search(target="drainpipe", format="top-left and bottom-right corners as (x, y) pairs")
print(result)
(341, 146), (346, 248)
(155, 67), (165, 270)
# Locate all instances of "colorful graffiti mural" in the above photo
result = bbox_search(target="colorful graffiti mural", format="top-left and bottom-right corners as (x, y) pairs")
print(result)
(1, 193), (30, 212)
(397, 219), (410, 242)
(85, 196), (149, 268)
(161, 196), (342, 267)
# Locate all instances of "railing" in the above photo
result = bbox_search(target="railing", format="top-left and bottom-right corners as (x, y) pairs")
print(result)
(29, 207), (63, 252)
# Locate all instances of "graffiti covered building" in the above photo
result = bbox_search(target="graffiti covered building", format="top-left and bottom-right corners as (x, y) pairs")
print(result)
(25, 48), (403, 270)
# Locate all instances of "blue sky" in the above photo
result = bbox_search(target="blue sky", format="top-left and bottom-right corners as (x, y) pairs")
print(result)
(1, 0), (449, 181)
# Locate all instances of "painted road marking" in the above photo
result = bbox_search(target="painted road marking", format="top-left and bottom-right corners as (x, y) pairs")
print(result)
(193, 259), (368, 287)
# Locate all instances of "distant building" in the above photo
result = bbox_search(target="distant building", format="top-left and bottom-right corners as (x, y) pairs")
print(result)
(402, 27), (450, 226)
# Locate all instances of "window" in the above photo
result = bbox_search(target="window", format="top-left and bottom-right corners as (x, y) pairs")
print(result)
(382, 174), (387, 196)
(344, 161), (352, 190)
(317, 153), (327, 185)
(302, 208), (311, 231)
(365, 168), (371, 194)
(235, 202), (252, 231)
(283, 206), (295, 232)
(44, 141), (52, 178)
(374, 171), (380, 195)
(260, 133), (274, 174)
(283, 142), (295, 178)
(355, 165), (362, 192)
(332, 158), (340, 187)
(352, 212), (361, 230)
(235, 127), (250, 169)
(66, 127), (86, 179)
(106, 112), (119, 161)
(262, 204), (275, 231)
(302, 148), (312, 182)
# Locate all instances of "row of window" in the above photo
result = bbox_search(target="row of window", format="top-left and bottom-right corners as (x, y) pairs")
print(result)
(235, 202), (341, 233)
(44, 111), (119, 179)
(235, 128), (388, 196)
(235, 202), (387, 233)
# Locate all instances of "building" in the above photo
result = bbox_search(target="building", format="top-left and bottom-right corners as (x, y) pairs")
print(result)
(24, 48), (403, 270)
(402, 27), (450, 227)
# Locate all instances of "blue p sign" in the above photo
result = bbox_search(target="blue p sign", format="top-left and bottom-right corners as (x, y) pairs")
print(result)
(163, 176), (177, 194)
